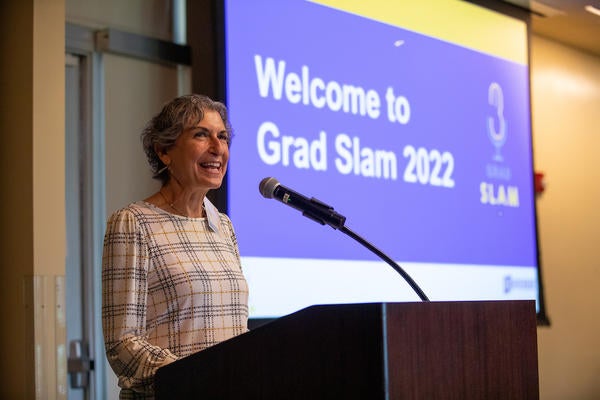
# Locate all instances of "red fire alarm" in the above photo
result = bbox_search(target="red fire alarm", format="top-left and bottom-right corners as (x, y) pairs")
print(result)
(534, 172), (545, 194)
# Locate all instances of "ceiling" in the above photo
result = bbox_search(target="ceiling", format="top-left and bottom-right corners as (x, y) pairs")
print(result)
(502, 0), (600, 56)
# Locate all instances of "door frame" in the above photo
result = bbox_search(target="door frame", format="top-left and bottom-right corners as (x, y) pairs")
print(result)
(66, 23), (108, 400)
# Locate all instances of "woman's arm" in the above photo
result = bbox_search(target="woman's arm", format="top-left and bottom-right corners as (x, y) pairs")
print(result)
(101, 208), (178, 393)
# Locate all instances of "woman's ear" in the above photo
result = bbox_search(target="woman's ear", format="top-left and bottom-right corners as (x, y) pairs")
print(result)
(155, 144), (170, 166)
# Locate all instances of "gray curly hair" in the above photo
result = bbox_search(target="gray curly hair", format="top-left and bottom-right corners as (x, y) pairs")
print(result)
(141, 94), (233, 185)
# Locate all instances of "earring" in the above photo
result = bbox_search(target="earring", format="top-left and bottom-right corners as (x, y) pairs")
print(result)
(157, 164), (169, 174)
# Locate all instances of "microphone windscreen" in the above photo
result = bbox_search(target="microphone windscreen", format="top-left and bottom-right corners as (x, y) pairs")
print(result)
(259, 177), (280, 199)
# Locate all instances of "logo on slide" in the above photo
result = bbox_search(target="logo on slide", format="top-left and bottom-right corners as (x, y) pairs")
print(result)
(487, 82), (507, 162)
(504, 275), (535, 294)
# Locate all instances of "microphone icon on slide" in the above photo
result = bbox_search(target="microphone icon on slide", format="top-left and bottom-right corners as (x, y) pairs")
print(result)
(487, 82), (507, 162)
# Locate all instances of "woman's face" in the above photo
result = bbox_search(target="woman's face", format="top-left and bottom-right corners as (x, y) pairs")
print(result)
(164, 110), (230, 192)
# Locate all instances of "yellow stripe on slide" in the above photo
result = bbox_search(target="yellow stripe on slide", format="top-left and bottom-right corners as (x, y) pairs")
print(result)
(308, 0), (528, 64)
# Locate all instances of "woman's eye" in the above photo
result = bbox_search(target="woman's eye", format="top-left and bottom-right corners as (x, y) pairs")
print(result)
(194, 131), (208, 138)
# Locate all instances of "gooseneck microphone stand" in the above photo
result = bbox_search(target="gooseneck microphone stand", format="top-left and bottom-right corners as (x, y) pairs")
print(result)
(339, 225), (430, 302)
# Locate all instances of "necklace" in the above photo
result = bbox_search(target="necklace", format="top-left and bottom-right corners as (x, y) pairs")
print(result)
(158, 190), (205, 217)
(158, 190), (184, 215)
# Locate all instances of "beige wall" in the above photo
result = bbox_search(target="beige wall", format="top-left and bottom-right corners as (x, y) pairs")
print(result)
(0, 2), (35, 398)
(34, 0), (66, 279)
(531, 35), (600, 399)
(0, 0), (66, 398)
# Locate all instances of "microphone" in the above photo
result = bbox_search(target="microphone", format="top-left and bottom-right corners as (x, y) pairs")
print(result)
(259, 177), (346, 229)
(259, 177), (430, 301)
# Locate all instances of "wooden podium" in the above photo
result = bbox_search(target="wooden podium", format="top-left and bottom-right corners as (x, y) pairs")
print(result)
(155, 301), (538, 399)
